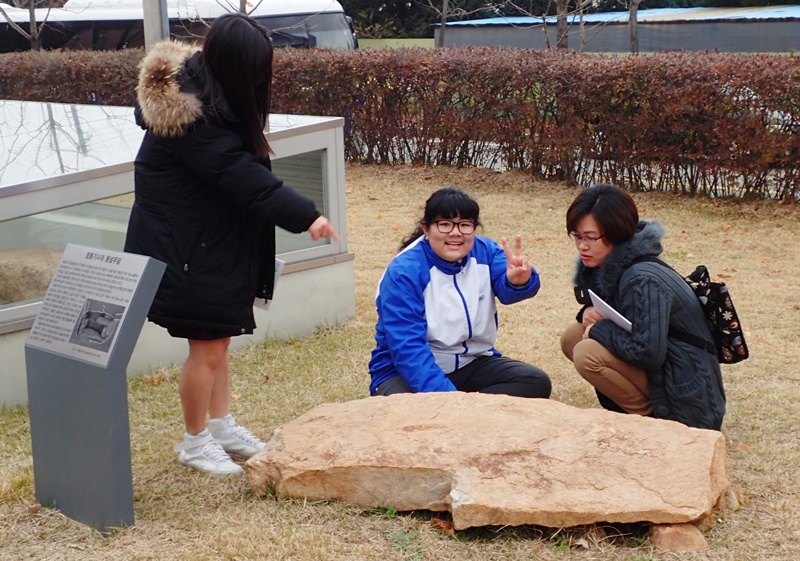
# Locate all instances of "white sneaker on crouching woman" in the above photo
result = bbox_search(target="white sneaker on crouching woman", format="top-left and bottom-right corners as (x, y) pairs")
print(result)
(174, 430), (243, 477)
(208, 413), (266, 459)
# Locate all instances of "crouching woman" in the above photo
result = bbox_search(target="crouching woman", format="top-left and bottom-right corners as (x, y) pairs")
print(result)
(560, 184), (725, 430)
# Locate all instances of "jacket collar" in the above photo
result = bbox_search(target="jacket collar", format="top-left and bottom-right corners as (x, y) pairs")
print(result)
(421, 238), (471, 275)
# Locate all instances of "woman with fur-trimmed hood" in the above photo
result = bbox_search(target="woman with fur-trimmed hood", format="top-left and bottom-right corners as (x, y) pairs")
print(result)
(125, 14), (338, 477)
(559, 184), (725, 430)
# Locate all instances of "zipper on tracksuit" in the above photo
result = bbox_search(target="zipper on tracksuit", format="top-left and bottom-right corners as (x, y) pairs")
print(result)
(452, 273), (472, 363)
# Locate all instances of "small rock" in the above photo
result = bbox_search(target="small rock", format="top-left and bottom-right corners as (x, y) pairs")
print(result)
(726, 486), (741, 511)
(651, 523), (709, 551)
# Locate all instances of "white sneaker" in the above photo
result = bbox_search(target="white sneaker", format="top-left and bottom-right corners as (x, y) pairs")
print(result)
(208, 414), (266, 459)
(174, 430), (243, 477)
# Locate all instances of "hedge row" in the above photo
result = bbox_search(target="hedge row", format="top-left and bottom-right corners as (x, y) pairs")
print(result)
(2, 47), (798, 201)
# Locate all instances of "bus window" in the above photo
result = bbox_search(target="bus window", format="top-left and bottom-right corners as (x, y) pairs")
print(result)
(61, 22), (94, 51)
(256, 13), (355, 50)
(92, 21), (145, 50)
(0, 24), (32, 52)
(169, 19), (207, 44)
(0, 1), (358, 53)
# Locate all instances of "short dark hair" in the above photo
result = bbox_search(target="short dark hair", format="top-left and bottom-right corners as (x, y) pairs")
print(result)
(566, 184), (639, 245)
(400, 187), (481, 250)
(200, 13), (273, 159)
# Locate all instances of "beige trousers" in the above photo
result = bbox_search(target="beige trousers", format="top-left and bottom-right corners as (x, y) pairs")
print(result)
(560, 322), (653, 416)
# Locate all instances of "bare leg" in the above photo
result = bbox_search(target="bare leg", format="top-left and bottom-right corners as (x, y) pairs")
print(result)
(179, 338), (231, 435)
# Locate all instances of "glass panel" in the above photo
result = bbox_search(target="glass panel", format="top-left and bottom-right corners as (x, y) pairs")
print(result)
(0, 148), (327, 310)
(0, 194), (131, 310)
(0, 101), (142, 188)
(255, 14), (355, 50)
(272, 149), (329, 253)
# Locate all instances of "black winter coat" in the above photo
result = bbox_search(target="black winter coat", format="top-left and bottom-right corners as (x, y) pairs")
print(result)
(573, 221), (726, 430)
(124, 41), (320, 336)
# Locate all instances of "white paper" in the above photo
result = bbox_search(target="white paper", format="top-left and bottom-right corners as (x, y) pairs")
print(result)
(254, 259), (285, 311)
(588, 289), (632, 332)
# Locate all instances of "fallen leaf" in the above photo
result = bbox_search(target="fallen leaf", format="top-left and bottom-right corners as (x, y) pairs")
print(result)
(231, 393), (240, 401)
(261, 375), (270, 383)
(431, 517), (454, 534)
(734, 443), (749, 452)
(28, 503), (41, 514)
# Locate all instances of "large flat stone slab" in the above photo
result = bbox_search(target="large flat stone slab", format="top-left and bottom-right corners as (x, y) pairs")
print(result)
(245, 393), (727, 530)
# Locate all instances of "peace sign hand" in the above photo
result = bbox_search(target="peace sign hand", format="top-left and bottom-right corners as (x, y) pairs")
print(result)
(502, 234), (532, 287)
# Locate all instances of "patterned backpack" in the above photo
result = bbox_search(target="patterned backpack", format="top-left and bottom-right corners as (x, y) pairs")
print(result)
(633, 258), (749, 364)
(681, 265), (749, 364)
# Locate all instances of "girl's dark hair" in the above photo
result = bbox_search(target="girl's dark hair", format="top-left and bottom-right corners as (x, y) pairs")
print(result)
(566, 183), (639, 245)
(200, 13), (273, 159)
(400, 187), (481, 250)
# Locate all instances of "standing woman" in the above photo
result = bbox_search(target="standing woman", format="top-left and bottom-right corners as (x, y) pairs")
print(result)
(560, 184), (725, 430)
(125, 14), (338, 476)
(369, 187), (552, 398)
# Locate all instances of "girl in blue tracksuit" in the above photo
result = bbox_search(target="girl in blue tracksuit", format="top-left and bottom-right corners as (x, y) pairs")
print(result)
(368, 187), (552, 398)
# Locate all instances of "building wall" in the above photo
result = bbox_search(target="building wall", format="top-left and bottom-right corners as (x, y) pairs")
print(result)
(437, 21), (800, 52)
(359, 38), (435, 49)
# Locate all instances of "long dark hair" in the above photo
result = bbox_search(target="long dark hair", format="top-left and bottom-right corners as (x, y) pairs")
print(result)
(200, 13), (273, 159)
(400, 187), (481, 250)
(566, 183), (639, 245)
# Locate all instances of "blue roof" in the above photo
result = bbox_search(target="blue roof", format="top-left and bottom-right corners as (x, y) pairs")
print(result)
(437, 6), (800, 27)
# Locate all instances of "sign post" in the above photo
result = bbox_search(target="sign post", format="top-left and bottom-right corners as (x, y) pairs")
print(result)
(25, 244), (165, 534)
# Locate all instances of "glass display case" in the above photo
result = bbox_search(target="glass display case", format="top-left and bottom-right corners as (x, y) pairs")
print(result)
(0, 100), (354, 408)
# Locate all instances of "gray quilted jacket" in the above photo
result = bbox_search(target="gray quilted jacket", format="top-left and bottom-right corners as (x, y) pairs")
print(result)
(573, 220), (726, 430)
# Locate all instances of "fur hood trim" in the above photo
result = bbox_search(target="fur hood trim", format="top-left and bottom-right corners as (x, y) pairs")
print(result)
(136, 41), (203, 137)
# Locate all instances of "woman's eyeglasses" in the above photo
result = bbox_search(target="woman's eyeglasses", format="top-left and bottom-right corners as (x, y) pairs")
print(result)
(569, 232), (606, 245)
(434, 220), (476, 235)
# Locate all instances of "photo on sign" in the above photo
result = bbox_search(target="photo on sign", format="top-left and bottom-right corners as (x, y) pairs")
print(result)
(68, 299), (126, 352)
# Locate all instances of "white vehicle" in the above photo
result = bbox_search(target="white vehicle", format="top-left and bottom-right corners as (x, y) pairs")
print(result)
(0, 0), (358, 52)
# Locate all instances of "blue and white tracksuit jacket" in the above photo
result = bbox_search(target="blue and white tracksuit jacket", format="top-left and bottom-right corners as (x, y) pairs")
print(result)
(368, 235), (541, 395)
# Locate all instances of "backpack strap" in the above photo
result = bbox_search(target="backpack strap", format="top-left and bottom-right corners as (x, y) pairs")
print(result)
(627, 256), (717, 356)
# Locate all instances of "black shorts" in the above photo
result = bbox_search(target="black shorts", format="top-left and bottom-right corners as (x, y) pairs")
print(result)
(166, 326), (244, 341)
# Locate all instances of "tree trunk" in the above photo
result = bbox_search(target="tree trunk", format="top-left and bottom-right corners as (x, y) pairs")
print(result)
(556, 0), (569, 49)
(437, 0), (450, 48)
(27, 5), (40, 51)
(630, 0), (643, 54)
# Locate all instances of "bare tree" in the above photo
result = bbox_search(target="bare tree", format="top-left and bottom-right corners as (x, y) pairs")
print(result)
(426, 0), (634, 53)
(424, 0), (494, 49)
(0, 0), (54, 51)
(629, 0), (643, 54)
(575, 0), (593, 52)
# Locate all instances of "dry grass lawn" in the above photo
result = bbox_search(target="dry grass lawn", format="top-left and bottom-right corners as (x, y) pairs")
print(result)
(1, 163), (799, 560)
